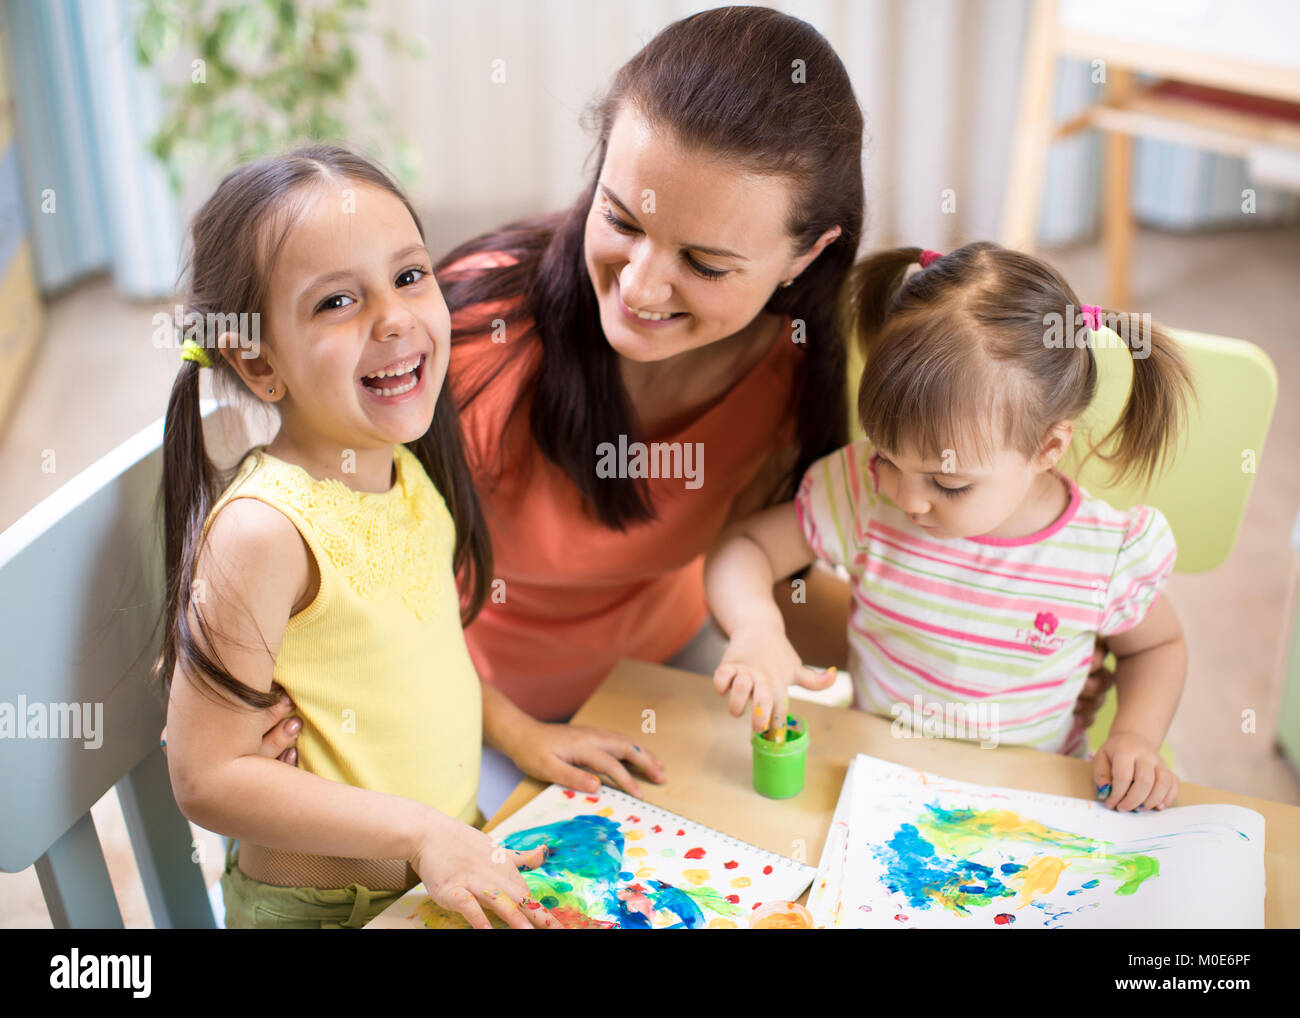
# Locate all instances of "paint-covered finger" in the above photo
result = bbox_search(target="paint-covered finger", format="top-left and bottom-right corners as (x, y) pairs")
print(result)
(626, 742), (666, 781)
(751, 681), (774, 733)
(509, 845), (548, 871)
(1092, 750), (1113, 805)
(727, 669), (755, 718)
(1104, 753), (1133, 810)
(520, 896), (564, 929)
(446, 888), (493, 930)
(481, 889), (533, 930)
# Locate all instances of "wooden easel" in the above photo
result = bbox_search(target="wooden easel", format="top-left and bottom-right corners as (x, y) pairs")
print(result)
(1001, 0), (1300, 308)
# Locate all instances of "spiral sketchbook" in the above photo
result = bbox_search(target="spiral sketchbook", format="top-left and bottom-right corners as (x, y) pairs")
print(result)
(809, 755), (1266, 929)
(369, 784), (816, 929)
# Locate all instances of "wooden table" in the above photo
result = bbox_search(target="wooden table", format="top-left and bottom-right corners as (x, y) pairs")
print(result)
(484, 659), (1300, 928)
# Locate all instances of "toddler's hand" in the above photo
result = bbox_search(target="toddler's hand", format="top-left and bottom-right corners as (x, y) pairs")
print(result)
(1093, 730), (1179, 811)
(409, 815), (564, 930)
(713, 625), (836, 733)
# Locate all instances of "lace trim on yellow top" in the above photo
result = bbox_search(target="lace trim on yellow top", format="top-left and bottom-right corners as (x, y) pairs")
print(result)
(240, 444), (451, 621)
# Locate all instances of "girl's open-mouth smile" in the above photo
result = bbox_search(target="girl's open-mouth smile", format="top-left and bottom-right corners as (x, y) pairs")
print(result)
(359, 353), (427, 402)
(613, 276), (688, 329)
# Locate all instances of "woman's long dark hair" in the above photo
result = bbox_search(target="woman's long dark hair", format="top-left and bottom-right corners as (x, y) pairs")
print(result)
(155, 145), (492, 709)
(436, 6), (865, 528)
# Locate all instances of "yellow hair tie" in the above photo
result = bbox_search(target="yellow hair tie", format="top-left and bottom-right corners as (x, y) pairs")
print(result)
(180, 337), (214, 369)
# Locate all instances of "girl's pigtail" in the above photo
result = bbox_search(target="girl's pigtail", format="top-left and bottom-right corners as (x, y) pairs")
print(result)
(1093, 311), (1196, 488)
(847, 247), (924, 362)
(155, 353), (279, 710)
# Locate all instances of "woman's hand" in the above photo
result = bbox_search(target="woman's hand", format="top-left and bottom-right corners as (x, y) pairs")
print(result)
(408, 814), (564, 930)
(504, 718), (666, 799)
(713, 625), (836, 734)
(1093, 730), (1178, 812)
(161, 685), (302, 763)
(1073, 641), (1117, 730)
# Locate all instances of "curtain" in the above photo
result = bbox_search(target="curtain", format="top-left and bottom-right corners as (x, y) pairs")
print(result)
(5, 0), (179, 298)
(364, 0), (1298, 256)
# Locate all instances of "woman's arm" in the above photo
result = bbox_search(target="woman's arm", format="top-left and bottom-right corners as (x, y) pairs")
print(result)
(1092, 595), (1186, 811)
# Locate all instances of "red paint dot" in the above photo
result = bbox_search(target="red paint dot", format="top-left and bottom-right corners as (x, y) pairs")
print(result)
(676, 829), (685, 836)
(724, 860), (739, 870)
(524, 901), (540, 910)
(894, 913), (909, 922)
(684, 847), (706, 860)
(752, 902), (763, 910)
(562, 790), (575, 799)
(993, 913), (1015, 926)
(626, 815), (641, 823)
(584, 795), (599, 803)
(651, 825), (662, 833)
(762, 865), (773, 875)
(725, 895), (740, 904)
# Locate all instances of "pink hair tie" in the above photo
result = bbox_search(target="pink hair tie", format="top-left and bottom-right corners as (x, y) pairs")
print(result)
(919, 249), (943, 268)
(1080, 304), (1102, 331)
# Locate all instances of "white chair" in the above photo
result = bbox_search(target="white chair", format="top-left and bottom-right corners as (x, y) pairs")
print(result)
(0, 404), (252, 927)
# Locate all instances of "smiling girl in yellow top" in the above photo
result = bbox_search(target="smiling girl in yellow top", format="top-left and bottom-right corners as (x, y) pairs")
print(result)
(156, 146), (561, 930)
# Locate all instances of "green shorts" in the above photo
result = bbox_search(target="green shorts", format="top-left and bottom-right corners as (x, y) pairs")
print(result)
(219, 838), (408, 930)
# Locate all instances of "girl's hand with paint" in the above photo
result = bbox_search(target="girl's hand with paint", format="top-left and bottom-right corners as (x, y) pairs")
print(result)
(704, 500), (836, 733)
(1093, 730), (1178, 812)
(408, 812), (564, 930)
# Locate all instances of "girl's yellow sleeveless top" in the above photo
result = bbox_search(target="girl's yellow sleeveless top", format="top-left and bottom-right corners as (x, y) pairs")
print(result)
(202, 444), (481, 881)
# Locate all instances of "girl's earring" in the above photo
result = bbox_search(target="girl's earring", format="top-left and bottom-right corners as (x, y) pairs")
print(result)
(267, 386), (276, 395)
(779, 279), (793, 288)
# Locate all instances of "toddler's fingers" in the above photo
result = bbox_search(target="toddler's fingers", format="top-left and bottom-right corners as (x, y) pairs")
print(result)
(751, 682), (774, 734)
(713, 662), (739, 697)
(1091, 751), (1113, 802)
(625, 742), (666, 782)
(1104, 754), (1134, 810)
(509, 845), (548, 871)
(1116, 759), (1154, 812)
(1158, 773), (1180, 810)
(1146, 770), (1175, 812)
(727, 669), (755, 718)
(795, 664), (837, 691)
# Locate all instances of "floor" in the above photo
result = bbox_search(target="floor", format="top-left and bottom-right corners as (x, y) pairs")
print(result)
(2, 225), (1298, 927)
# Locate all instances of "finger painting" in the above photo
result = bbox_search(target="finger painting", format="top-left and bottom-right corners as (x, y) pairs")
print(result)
(369, 784), (815, 929)
(811, 755), (1265, 929)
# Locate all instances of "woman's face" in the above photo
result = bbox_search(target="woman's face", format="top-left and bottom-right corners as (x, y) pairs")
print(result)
(583, 106), (838, 363)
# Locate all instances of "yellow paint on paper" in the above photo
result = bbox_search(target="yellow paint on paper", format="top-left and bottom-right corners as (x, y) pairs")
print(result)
(682, 868), (711, 886)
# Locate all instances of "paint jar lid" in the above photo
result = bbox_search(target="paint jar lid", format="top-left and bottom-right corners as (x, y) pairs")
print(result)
(751, 716), (809, 799)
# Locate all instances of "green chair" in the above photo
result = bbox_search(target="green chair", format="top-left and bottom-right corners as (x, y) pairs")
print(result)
(846, 325), (1279, 762)
(1065, 327), (1277, 760)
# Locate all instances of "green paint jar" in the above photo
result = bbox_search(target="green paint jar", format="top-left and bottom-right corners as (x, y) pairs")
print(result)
(751, 715), (808, 799)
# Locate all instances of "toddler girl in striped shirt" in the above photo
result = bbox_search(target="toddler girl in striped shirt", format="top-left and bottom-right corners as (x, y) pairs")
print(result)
(704, 242), (1194, 812)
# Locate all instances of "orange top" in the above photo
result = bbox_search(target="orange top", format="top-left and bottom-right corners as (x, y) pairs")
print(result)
(447, 252), (803, 720)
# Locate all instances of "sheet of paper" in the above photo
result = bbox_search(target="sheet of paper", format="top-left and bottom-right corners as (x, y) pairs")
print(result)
(370, 784), (816, 929)
(827, 754), (1265, 929)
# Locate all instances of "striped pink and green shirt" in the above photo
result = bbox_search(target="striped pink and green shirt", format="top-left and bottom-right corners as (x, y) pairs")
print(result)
(794, 439), (1177, 758)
